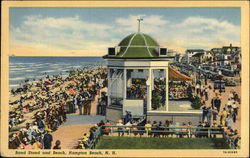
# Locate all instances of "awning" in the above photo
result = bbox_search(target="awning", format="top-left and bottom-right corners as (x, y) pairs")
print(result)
(169, 67), (192, 81)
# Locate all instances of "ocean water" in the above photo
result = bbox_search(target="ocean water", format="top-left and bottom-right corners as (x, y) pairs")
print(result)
(9, 57), (107, 89)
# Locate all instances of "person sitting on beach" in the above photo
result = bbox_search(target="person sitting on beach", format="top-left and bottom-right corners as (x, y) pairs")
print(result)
(53, 140), (61, 149)
(23, 138), (33, 149)
(80, 133), (89, 149)
(32, 139), (43, 149)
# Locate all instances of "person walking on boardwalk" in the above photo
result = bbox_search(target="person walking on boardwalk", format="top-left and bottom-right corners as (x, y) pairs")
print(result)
(76, 95), (83, 115)
(214, 95), (221, 113)
(211, 96), (216, 109)
(53, 140), (61, 149)
(207, 107), (212, 125)
(212, 107), (218, 121)
(205, 87), (209, 101)
(221, 108), (227, 127)
(200, 102), (208, 123)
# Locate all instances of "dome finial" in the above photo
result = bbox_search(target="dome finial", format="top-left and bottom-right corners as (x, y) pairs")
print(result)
(137, 17), (143, 33)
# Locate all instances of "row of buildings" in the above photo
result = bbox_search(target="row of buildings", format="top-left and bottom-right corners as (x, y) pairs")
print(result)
(175, 44), (241, 72)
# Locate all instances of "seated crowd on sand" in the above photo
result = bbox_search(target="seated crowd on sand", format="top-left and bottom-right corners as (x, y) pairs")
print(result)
(9, 66), (108, 149)
(9, 104), (66, 149)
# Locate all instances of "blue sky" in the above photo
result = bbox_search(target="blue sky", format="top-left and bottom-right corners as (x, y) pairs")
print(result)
(10, 7), (240, 55)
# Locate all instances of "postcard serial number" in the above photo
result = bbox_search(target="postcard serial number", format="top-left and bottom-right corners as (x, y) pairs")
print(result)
(223, 151), (238, 154)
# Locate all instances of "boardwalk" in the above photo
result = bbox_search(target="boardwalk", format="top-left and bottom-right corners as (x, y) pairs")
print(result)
(51, 115), (105, 149)
(203, 80), (241, 133)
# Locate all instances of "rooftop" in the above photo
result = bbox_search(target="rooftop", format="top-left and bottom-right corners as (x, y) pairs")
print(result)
(186, 49), (204, 52)
(104, 33), (174, 59)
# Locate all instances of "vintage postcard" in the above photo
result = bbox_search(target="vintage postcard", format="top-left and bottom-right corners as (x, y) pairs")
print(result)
(1, 0), (249, 157)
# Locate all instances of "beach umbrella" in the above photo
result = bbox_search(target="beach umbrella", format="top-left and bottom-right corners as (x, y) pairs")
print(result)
(68, 88), (76, 95)
(45, 80), (52, 85)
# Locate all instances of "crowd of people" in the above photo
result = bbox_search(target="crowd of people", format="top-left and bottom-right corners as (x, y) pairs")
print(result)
(85, 118), (240, 149)
(9, 104), (66, 149)
(100, 119), (212, 138)
(9, 66), (108, 149)
(127, 79), (147, 99)
(199, 88), (241, 146)
(152, 78), (166, 108)
(160, 65), (241, 148)
(8, 60), (242, 150)
(97, 92), (108, 116)
(190, 80), (240, 150)
(194, 83), (211, 101)
(66, 67), (107, 114)
(169, 81), (190, 99)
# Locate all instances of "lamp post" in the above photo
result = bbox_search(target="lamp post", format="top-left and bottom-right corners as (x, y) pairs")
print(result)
(146, 76), (150, 114)
(218, 70), (222, 93)
(198, 65), (201, 82)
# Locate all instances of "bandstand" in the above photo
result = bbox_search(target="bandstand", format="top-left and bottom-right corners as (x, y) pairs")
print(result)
(103, 20), (201, 124)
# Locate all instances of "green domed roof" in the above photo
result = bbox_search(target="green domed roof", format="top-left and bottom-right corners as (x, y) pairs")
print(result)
(103, 32), (174, 59)
(116, 33), (160, 58)
(118, 33), (159, 47)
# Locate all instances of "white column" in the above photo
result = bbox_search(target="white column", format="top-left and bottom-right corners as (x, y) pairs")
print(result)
(123, 68), (127, 100)
(165, 66), (169, 111)
(147, 68), (152, 111)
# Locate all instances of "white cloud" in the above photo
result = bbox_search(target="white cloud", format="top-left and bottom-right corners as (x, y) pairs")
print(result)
(169, 16), (240, 51)
(10, 14), (240, 55)
(11, 15), (114, 51)
(23, 15), (112, 31)
(179, 17), (236, 30)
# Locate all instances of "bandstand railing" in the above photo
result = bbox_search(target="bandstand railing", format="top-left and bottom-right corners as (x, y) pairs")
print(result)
(100, 125), (225, 138)
(81, 125), (238, 149)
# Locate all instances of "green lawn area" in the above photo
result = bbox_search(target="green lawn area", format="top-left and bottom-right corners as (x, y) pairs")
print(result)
(95, 136), (229, 149)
